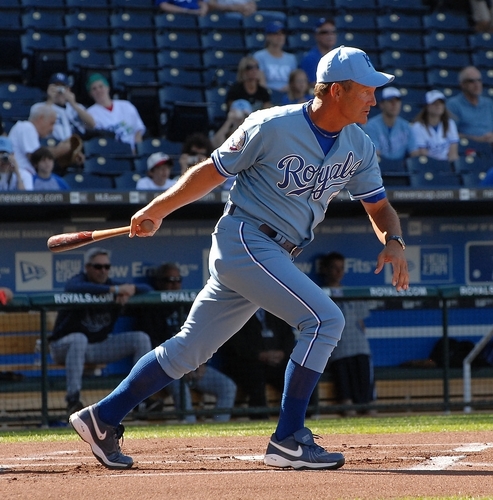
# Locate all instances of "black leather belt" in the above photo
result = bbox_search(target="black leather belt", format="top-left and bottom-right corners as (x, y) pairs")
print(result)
(225, 203), (302, 258)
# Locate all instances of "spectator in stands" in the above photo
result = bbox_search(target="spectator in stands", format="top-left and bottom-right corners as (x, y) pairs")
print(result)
(179, 132), (213, 175)
(48, 247), (153, 416)
(363, 87), (420, 162)
(447, 66), (493, 145)
(217, 309), (296, 419)
(136, 152), (177, 191)
(411, 90), (459, 162)
(318, 251), (375, 417)
(281, 69), (312, 105)
(8, 105), (72, 181)
(299, 18), (338, 88)
(155, 0), (208, 16)
(86, 73), (146, 153)
(0, 287), (13, 305)
(225, 55), (272, 113)
(137, 262), (237, 423)
(0, 136), (29, 191)
(31, 147), (69, 191)
(253, 21), (297, 94)
(208, 0), (256, 16)
(211, 99), (252, 149)
(31, 73), (95, 143)
(469, 0), (493, 32)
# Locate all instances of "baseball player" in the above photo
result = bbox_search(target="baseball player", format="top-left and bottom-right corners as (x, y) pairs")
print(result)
(70, 46), (409, 471)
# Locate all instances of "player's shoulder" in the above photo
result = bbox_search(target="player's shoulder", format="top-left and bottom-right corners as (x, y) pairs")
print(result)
(247, 103), (305, 125)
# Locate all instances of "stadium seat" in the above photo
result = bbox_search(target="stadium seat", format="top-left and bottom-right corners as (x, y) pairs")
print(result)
(461, 170), (488, 187)
(427, 68), (460, 92)
(109, 11), (155, 31)
(155, 31), (202, 51)
(1, 99), (33, 122)
(65, 0), (110, 8)
(202, 49), (242, 70)
(21, 10), (65, 31)
(334, 0), (378, 11)
(246, 32), (267, 51)
(202, 67), (237, 89)
(201, 31), (246, 51)
(471, 51), (493, 69)
(65, 11), (111, 30)
(423, 11), (470, 32)
(381, 173), (410, 187)
(65, 31), (110, 51)
(158, 68), (204, 89)
(84, 156), (134, 176)
(469, 32), (493, 50)
(114, 171), (142, 190)
(83, 137), (134, 159)
(110, 31), (156, 52)
(456, 154), (493, 176)
(63, 172), (114, 190)
(378, 32), (425, 52)
(66, 49), (113, 78)
(242, 11), (286, 31)
(409, 171), (462, 188)
(424, 31), (470, 50)
(159, 86), (205, 107)
(338, 31), (379, 52)
(136, 137), (184, 159)
(113, 50), (157, 69)
(425, 50), (471, 69)
(21, 0), (65, 7)
(399, 101), (421, 122)
(257, 0), (287, 9)
(198, 12), (244, 31)
(0, 82), (45, 102)
(376, 13), (423, 33)
(287, 32), (314, 52)
(286, 13), (324, 31)
(378, 157), (408, 174)
(389, 68), (428, 88)
(380, 50), (425, 70)
(157, 50), (203, 70)
(285, 0), (333, 12)
(155, 13), (198, 30)
(406, 156), (455, 174)
(458, 138), (493, 159)
(377, 0), (427, 12)
(335, 13), (376, 31)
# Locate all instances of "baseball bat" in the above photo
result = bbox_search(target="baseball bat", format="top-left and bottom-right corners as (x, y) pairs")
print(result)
(47, 219), (154, 253)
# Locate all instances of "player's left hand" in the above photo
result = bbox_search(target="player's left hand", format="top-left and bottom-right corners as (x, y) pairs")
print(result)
(374, 244), (409, 291)
(129, 211), (162, 238)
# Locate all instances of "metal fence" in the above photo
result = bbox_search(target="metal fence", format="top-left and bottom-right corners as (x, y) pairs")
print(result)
(1, 286), (492, 428)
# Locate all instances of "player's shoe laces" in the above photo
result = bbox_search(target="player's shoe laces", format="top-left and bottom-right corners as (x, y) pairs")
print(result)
(264, 427), (345, 470)
(69, 404), (134, 470)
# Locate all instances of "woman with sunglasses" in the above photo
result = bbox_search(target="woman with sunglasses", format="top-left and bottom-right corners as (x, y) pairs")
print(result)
(225, 55), (272, 113)
(48, 247), (153, 417)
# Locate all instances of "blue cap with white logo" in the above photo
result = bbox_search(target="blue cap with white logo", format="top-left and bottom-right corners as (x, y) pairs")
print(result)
(316, 46), (394, 87)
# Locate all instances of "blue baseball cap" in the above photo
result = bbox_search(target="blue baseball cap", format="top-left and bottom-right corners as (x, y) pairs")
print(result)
(265, 20), (284, 34)
(230, 99), (252, 115)
(316, 46), (394, 87)
(49, 72), (70, 86)
(0, 137), (13, 153)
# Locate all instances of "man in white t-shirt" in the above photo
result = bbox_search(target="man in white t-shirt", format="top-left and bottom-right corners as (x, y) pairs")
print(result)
(8, 105), (67, 178)
(86, 73), (146, 153)
(136, 152), (177, 191)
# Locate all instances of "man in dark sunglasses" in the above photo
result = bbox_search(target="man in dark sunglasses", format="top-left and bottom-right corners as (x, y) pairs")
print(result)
(300, 17), (338, 88)
(48, 246), (153, 417)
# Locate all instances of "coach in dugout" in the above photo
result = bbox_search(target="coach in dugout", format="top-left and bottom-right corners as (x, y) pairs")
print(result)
(48, 247), (152, 417)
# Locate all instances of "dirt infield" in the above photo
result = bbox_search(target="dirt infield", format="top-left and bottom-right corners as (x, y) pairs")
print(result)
(1, 430), (492, 499)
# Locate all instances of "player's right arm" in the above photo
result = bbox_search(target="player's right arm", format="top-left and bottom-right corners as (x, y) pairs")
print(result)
(129, 159), (226, 237)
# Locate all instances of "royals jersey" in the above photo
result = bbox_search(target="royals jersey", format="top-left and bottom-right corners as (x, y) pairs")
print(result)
(211, 102), (385, 248)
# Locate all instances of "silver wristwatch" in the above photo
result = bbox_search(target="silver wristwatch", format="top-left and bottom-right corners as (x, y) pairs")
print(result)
(385, 235), (406, 250)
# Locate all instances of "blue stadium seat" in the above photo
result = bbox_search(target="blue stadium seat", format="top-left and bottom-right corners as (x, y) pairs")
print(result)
(243, 11), (286, 31)
(377, 0), (427, 12)
(109, 12), (155, 31)
(423, 11), (470, 32)
(155, 13), (198, 30)
(155, 31), (201, 51)
(471, 51), (493, 69)
(158, 68), (204, 89)
(409, 171), (462, 188)
(84, 137), (134, 159)
(0, 82), (45, 102)
(390, 68), (428, 88)
(425, 50), (471, 69)
(380, 50), (425, 70)
(110, 31), (156, 51)
(205, 87), (228, 123)
(246, 32), (267, 51)
(338, 31), (379, 52)
(458, 138), (493, 159)
(378, 157), (408, 174)
(334, 0), (378, 11)
(427, 68), (460, 91)
(424, 31), (470, 50)
(287, 32), (314, 52)
(456, 154), (493, 175)
(157, 50), (203, 69)
(202, 49), (242, 69)
(335, 13), (376, 31)
(1, 99), (33, 122)
(65, 0), (110, 8)
(111, 67), (159, 95)
(201, 31), (246, 51)
(285, 0), (333, 12)
(376, 13), (423, 33)
(65, 31), (110, 50)
(198, 12), (244, 31)
(286, 13), (324, 31)
(407, 156), (455, 174)
(136, 137), (184, 159)
(113, 50), (157, 69)
(21, 0), (65, 7)
(159, 86), (205, 107)
(66, 49), (113, 74)
(21, 10), (65, 31)
(469, 32), (493, 50)
(378, 32), (425, 51)
(65, 11), (111, 30)
(114, 171), (142, 190)
(63, 172), (114, 190)
(84, 157), (134, 176)
(202, 67), (237, 88)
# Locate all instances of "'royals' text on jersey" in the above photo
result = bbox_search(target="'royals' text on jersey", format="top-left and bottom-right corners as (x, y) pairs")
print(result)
(212, 103), (384, 248)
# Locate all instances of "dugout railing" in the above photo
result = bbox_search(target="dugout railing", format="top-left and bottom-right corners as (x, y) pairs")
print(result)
(1, 286), (493, 428)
